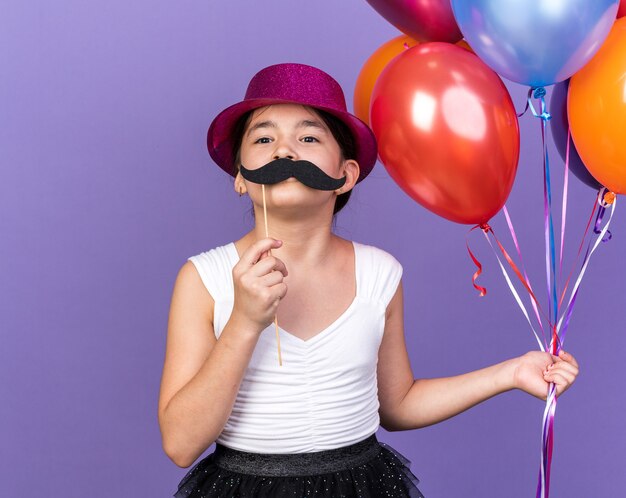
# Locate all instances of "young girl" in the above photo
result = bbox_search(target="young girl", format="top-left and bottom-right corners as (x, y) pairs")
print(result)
(158, 63), (579, 497)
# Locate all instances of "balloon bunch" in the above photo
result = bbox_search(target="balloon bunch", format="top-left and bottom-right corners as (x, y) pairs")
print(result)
(360, 2), (624, 497)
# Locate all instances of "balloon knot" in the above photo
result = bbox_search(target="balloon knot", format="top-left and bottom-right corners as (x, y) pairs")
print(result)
(527, 87), (551, 120)
(403, 42), (410, 50)
(479, 223), (491, 233)
(603, 191), (616, 206)
(532, 86), (546, 99)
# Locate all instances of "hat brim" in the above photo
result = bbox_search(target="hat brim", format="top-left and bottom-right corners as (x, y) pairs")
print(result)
(207, 98), (378, 184)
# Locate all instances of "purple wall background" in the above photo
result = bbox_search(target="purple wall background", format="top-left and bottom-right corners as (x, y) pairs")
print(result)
(2, 1), (625, 497)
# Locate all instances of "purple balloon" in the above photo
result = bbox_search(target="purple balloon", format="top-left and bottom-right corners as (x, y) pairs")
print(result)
(549, 81), (602, 190)
(366, 0), (462, 43)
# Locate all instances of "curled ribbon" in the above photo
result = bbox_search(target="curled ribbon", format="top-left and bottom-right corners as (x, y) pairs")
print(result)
(471, 82), (617, 498)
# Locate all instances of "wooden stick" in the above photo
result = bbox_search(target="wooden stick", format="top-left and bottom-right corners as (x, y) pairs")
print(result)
(262, 184), (283, 366)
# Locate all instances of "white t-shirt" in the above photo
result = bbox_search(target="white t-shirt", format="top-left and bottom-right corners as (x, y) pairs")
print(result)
(188, 240), (403, 453)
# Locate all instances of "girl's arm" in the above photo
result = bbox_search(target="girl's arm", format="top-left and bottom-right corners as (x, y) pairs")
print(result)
(376, 280), (579, 431)
(158, 238), (287, 468)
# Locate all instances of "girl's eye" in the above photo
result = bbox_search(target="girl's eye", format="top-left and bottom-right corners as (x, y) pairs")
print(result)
(302, 136), (319, 143)
(254, 137), (272, 144)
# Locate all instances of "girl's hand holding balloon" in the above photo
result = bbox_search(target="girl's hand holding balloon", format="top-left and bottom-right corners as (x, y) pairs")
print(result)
(230, 237), (289, 335)
(512, 350), (580, 400)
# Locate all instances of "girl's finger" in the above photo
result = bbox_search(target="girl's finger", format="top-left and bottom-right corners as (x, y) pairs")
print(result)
(249, 256), (288, 278)
(259, 270), (287, 287)
(547, 361), (579, 377)
(550, 351), (580, 371)
(544, 371), (575, 387)
(558, 350), (579, 368)
(545, 377), (567, 397)
(549, 371), (576, 385)
(240, 238), (283, 267)
(270, 281), (289, 300)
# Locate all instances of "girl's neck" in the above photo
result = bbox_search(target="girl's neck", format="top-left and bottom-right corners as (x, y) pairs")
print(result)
(241, 217), (339, 268)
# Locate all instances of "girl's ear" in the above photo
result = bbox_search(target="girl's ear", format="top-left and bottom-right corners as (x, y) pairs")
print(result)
(336, 159), (360, 194)
(234, 172), (248, 196)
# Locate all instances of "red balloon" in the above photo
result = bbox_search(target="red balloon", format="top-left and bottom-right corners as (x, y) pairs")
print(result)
(370, 43), (520, 225)
(619, 0), (626, 18)
(365, 0), (462, 43)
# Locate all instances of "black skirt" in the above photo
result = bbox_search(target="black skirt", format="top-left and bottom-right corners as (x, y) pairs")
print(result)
(173, 434), (425, 497)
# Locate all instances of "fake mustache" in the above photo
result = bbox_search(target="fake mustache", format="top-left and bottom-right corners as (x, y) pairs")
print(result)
(239, 158), (347, 191)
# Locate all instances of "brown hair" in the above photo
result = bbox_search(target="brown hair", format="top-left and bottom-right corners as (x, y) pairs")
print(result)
(230, 105), (356, 215)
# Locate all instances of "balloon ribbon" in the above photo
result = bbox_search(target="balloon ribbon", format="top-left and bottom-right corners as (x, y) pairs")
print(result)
(467, 86), (617, 498)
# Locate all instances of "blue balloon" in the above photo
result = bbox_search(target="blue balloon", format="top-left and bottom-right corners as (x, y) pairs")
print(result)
(549, 80), (602, 190)
(450, 0), (620, 87)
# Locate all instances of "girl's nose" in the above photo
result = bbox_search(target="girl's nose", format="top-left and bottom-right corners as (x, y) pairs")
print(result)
(272, 139), (298, 161)
(273, 152), (295, 160)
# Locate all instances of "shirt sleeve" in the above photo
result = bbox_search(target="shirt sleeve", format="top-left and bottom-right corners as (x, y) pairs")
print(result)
(359, 244), (404, 309)
(187, 252), (219, 302)
(377, 250), (403, 309)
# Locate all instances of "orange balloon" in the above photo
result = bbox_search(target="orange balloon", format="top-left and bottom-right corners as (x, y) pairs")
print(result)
(568, 18), (626, 195)
(370, 43), (519, 225)
(354, 35), (420, 126)
(354, 36), (472, 126)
